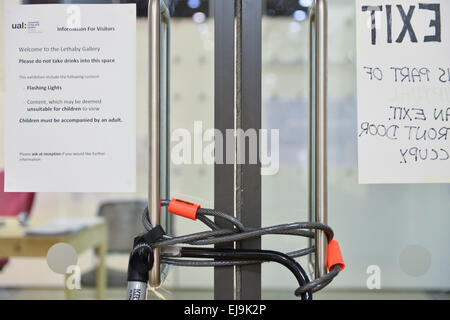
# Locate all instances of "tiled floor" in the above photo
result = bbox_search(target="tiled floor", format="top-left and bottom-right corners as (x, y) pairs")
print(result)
(1, 287), (449, 300)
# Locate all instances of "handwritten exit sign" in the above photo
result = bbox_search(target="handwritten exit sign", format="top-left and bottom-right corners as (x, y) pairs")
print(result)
(356, 0), (450, 184)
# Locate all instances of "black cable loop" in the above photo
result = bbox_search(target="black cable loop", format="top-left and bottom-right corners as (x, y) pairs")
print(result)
(294, 265), (341, 296)
(178, 247), (313, 300)
(137, 201), (341, 299)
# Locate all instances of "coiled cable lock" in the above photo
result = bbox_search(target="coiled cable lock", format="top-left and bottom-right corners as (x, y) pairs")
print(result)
(127, 198), (345, 300)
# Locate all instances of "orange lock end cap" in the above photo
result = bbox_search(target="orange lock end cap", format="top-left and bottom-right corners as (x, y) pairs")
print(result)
(168, 198), (201, 220)
(327, 239), (345, 272)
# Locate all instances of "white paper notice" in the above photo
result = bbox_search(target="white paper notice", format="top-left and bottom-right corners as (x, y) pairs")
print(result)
(356, 0), (450, 184)
(4, 4), (136, 192)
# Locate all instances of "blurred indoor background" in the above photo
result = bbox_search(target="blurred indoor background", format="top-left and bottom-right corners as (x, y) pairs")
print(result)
(0, 0), (449, 300)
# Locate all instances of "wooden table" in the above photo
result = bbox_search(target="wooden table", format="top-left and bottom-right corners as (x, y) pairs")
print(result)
(0, 218), (108, 300)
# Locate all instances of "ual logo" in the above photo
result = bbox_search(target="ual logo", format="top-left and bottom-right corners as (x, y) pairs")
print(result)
(12, 22), (26, 29)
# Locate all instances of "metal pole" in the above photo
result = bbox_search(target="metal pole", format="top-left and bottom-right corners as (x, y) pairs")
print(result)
(214, 0), (236, 300)
(235, 0), (262, 300)
(308, 5), (316, 277)
(309, 0), (328, 279)
(148, 0), (170, 288)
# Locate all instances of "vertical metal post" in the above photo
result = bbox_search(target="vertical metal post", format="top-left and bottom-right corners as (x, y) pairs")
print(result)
(235, 0), (262, 300)
(214, 0), (262, 300)
(214, 0), (236, 300)
(309, 0), (328, 279)
(149, 0), (170, 288)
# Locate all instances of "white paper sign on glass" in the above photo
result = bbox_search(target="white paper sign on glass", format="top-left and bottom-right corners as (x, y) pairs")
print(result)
(4, 4), (136, 192)
(356, 0), (450, 184)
